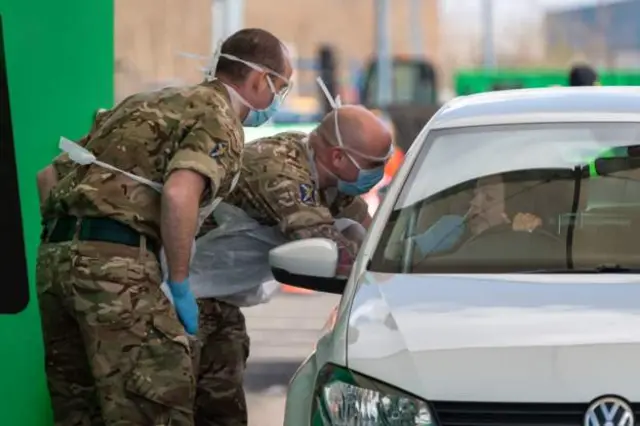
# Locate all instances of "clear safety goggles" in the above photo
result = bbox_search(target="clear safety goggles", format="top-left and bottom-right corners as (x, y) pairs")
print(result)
(211, 51), (293, 101)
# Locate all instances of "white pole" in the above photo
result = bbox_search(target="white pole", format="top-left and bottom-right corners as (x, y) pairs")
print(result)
(375, 0), (393, 105)
(481, 0), (496, 69)
(410, 0), (423, 57)
(211, 0), (225, 51)
(224, 0), (244, 37)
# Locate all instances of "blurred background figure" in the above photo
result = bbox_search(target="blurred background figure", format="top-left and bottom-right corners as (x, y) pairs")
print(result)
(569, 63), (599, 86)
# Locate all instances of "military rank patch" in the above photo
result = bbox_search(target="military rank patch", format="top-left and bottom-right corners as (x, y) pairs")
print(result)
(299, 183), (315, 205)
(209, 141), (228, 158)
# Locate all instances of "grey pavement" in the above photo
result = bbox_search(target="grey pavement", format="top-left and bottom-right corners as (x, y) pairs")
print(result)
(242, 291), (340, 426)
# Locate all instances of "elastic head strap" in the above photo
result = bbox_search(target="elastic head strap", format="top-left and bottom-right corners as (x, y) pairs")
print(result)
(316, 77), (393, 165)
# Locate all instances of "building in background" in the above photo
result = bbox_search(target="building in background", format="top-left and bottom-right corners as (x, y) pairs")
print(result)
(545, 0), (640, 68)
(114, 0), (211, 100)
(114, 0), (440, 103)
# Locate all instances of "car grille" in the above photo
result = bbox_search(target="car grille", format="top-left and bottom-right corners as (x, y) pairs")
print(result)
(430, 400), (640, 426)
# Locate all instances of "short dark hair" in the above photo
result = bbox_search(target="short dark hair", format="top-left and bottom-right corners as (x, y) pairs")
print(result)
(569, 64), (598, 86)
(216, 28), (285, 82)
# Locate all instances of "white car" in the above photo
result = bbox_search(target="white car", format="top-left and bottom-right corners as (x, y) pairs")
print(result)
(269, 87), (640, 426)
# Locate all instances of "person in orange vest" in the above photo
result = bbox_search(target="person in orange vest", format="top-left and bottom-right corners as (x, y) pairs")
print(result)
(384, 145), (404, 177)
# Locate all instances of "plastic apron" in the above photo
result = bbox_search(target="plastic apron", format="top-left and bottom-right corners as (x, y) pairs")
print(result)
(189, 204), (365, 307)
(188, 202), (286, 305)
(58, 137), (237, 296)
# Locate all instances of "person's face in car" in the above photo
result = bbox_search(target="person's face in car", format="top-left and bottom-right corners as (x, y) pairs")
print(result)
(468, 178), (510, 235)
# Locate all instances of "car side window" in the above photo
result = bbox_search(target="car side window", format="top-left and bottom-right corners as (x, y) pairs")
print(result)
(370, 172), (574, 274)
(367, 122), (640, 274)
(0, 14), (30, 313)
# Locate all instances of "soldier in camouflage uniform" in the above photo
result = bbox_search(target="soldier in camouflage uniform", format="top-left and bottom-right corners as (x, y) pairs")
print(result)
(37, 109), (111, 206)
(194, 105), (393, 426)
(35, 28), (291, 426)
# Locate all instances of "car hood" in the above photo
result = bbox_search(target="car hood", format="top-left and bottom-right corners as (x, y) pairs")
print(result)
(346, 272), (640, 402)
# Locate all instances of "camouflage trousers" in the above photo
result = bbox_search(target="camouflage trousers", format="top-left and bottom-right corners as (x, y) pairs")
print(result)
(36, 241), (196, 426)
(194, 298), (250, 426)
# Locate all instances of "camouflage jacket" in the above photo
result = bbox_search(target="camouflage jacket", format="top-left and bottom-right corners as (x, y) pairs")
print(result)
(45, 80), (244, 242)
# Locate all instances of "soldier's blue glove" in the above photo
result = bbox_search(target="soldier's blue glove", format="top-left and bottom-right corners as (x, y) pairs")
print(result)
(166, 278), (199, 335)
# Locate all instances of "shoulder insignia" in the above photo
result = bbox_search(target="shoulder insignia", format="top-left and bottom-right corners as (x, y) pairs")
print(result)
(299, 183), (316, 205)
(209, 140), (228, 158)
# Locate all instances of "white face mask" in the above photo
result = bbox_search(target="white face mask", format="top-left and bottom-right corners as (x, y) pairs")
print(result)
(58, 137), (238, 230)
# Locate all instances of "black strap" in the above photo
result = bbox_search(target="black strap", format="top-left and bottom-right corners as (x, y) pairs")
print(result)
(45, 216), (158, 254)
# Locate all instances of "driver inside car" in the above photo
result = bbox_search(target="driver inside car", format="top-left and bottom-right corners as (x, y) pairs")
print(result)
(413, 175), (542, 257)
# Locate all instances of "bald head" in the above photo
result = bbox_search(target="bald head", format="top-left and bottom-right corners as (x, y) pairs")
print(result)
(316, 105), (392, 159)
(310, 105), (393, 190)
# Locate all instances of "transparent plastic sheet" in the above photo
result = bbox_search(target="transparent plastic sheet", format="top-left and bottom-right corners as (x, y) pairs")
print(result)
(160, 205), (367, 307)
(160, 203), (286, 306)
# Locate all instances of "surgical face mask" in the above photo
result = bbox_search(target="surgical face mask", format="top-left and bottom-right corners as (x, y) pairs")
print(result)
(337, 167), (385, 196)
(413, 214), (466, 257)
(206, 46), (291, 127)
(241, 75), (283, 127)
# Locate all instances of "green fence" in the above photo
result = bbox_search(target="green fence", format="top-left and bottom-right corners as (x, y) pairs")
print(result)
(455, 69), (640, 96)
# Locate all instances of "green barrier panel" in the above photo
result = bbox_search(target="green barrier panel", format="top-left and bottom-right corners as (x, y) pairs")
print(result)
(455, 69), (640, 95)
(0, 1), (113, 425)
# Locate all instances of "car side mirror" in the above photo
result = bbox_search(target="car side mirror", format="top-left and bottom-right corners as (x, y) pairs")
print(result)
(269, 238), (348, 294)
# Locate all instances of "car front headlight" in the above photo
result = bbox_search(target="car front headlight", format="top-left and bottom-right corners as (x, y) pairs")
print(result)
(312, 364), (436, 426)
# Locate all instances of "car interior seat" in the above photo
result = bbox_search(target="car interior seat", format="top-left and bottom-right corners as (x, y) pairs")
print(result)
(573, 170), (640, 267)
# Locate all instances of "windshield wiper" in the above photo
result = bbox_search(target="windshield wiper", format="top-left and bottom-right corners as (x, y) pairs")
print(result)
(526, 264), (640, 273)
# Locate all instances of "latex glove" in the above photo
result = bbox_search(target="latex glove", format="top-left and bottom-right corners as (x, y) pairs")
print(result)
(166, 278), (199, 335)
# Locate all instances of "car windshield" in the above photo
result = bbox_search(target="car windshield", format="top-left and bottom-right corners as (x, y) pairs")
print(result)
(369, 122), (640, 274)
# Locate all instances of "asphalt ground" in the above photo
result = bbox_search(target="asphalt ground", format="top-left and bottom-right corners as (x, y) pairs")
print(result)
(242, 291), (340, 426)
